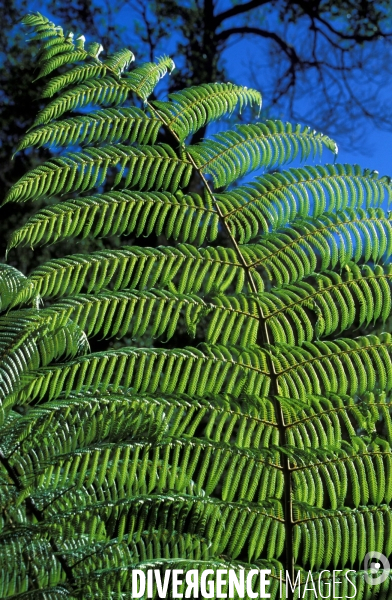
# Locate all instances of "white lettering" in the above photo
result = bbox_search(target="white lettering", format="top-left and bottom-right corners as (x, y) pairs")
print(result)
(155, 570), (171, 598)
(229, 569), (245, 598)
(216, 570), (227, 598)
(132, 570), (145, 598)
(147, 569), (154, 598)
(286, 571), (301, 597)
(317, 570), (331, 598)
(173, 570), (183, 598)
(303, 571), (317, 597)
(333, 571), (342, 598)
(246, 570), (258, 598)
(185, 570), (199, 598)
(345, 570), (357, 599)
(201, 570), (214, 599)
(260, 570), (271, 598)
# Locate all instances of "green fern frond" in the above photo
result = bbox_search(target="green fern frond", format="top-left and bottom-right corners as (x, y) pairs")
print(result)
(22, 11), (52, 27)
(50, 289), (208, 341)
(0, 530), (274, 596)
(32, 77), (131, 126)
(104, 48), (135, 74)
(22, 12), (104, 82)
(0, 264), (37, 312)
(4, 144), (192, 204)
(17, 436), (279, 504)
(263, 264), (392, 345)
(217, 164), (391, 243)
(188, 120), (337, 187)
(22, 12), (63, 39)
(3, 392), (278, 459)
(275, 333), (392, 399)
(0, 311), (88, 416)
(289, 443), (392, 509)
(41, 63), (107, 98)
(283, 392), (373, 448)
(37, 50), (90, 79)
(124, 55), (175, 100)
(240, 208), (392, 289)
(293, 503), (392, 570)
(37, 38), (75, 62)
(7, 191), (218, 250)
(18, 333), (392, 406)
(49, 288), (260, 345)
(153, 82), (262, 141)
(16, 344), (271, 405)
(38, 34), (72, 52)
(16, 107), (161, 152)
(45, 492), (282, 559)
(6, 13), (392, 597)
(17, 245), (244, 303)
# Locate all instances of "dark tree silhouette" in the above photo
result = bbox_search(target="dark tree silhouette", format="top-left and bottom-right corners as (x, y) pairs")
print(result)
(133, 0), (392, 141)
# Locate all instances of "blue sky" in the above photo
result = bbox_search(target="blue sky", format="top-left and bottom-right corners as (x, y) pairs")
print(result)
(220, 37), (392, 177)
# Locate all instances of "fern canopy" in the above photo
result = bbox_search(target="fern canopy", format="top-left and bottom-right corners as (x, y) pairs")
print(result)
(1, 11), (392, 600)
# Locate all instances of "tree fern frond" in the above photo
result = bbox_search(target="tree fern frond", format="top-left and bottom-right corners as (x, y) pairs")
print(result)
(16, 344), (271, 405)
(263, 263), (392, 344)
(18, 438), (280, 507)
(124, 56), (175, 100)
(43, 492), (283, 561)
(2, 392), (278, 460)
(0, 530), (275, 595)
(74, 532), (242, 572)
(283, 392), (372, 449)
(37, 50), (90, 79)
(188, 121), (337, 187)
(41, 63), (108, 98)
(7, 191), (218, 250)
(275, 333), (392, 399)
(16, 245), (244, 303)
(49, 288), (260, 345)
(22, 12), (104, 82)
(6, 13), (392, 595)
(153, 82), (262, 141)
(0, 311), (88, 415)
(22, 12), (64, 40)
(240, 208), (392, 289)
(37, 39), (75, 63)
(16, 108), (161, 153)
(4, 144), (192, 204)
(104, 48), (135, 74)
(289, 443), (392, 509)
(293, 503), (392, 570)
(32, 77), (131, 126)
(50, 289), (210, 341)
(0, 264), (38, 312)
(0, 538), (64, 598)
(217, 165), (391, 243)
(37, 34), (73, 52)
(15, 333), (392, 405)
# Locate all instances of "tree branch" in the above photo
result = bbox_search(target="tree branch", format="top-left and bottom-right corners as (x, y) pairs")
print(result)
(216, 26), (299, 62)
(214, 0), (272, 27)
(315, 13), (392, 43)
